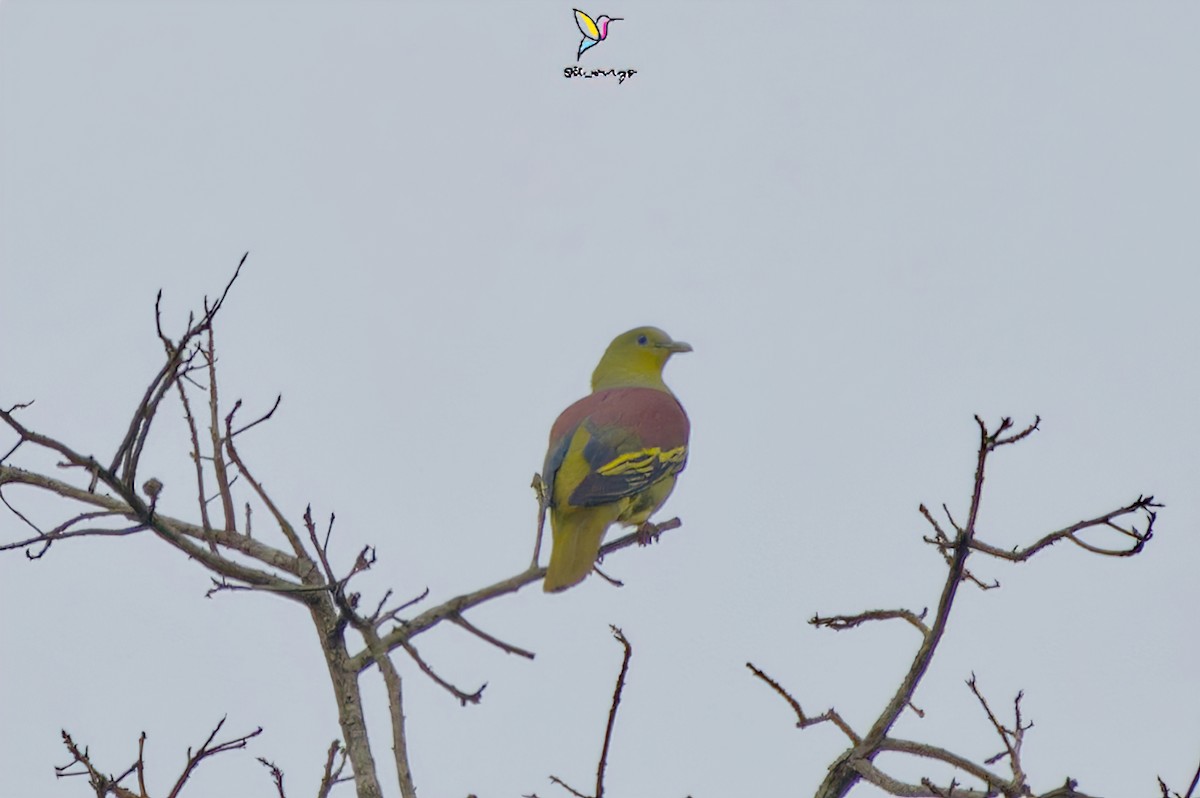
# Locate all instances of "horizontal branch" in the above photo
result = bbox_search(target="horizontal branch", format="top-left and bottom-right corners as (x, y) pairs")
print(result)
(2, 524), (147, 556)
(0, 502), (147, 557)
(968, 495), (1159, 562)
(851, 757), (991, 798)
(0, 464), (307, 593)
(349, 520), (683, 673)
(351, 565), (540, 673)
(811, 608), (930, 637)
(877, 737), (1005, 792)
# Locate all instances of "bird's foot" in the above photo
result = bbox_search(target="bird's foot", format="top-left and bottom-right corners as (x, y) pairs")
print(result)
(636, 521), (662, 547)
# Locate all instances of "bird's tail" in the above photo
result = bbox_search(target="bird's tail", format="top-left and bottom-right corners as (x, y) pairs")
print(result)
(543, 507), (615, 593)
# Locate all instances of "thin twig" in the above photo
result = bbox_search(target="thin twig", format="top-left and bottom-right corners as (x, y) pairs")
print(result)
(548, 775), (590, 798)
(968, 496), (1159, 562)
(0, 505), (143, 555)
(746, 662), (860, 744)
(229, 394), (282, 438)
(257, 756), (287, 798)
(0, 483), (46, 536)
(811, 608), (930, 637)
(223, 403), (310, 563)
(400, 639), (485, 706)
(531, 472), (548, 568)
(591, 565), (624, 588)
(174, 367), (214, 546)
(371, 587), (430, 626)
(451, 614), (536, 659)
(1, 435), (24, 464)
(56, 730), (140, 798)
(594, 626), (633, 798)
(205, 328), (237, 533)
(165, 716), (263, 798)
(352, 520), (684, 673)
(136, 732), (148, 797)
(316, 741), (351, 798)
(0, 439), (307, 595)
(967, 674), (1019, 770)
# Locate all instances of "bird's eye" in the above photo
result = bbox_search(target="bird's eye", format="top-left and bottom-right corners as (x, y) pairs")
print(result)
(637, 335), (648, 346)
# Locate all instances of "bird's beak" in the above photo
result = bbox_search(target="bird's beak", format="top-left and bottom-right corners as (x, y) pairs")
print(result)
(659, 340), (693, 354)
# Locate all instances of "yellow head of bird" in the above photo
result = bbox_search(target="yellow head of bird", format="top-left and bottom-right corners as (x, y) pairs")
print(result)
(591, 326), (692, 391)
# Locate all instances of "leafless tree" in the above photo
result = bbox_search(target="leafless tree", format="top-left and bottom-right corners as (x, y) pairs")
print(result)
(747, 416), (1174, 798)
(2, 263), (1194, 797)
(527, 418), (1191, 798)
(0, 259), (680, 798)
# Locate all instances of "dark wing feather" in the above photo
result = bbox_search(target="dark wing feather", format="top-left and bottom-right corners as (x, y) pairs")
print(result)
(543, 387), (690, 509)
(541, 432), (573, 505)
(568, 420), (687, 506)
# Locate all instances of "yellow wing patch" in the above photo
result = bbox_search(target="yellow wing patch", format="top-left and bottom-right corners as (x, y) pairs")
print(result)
(574, 9), (600, 39)
(597, 446), (687, 477)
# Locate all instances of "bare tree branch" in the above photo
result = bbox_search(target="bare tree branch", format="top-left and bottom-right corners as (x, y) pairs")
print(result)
(531, 473), (549, 568)
(399, 638), (485, 706)
(166, 716), (263, 798)
(257, 756), (287, 798)
(1160, 760), (1200, 798)
(848, 757), (990, 798)
(811, 608), (930, 637)
(351, 520), (684, 674)
(968, 496), (1158, 562)
(317, 741), (351, 798)
(595, 626), (632, 798)
(12, 263), (1177, 798)
(802, 416), (1161, 798)
(0, 461), (307, 590)
(876, 737), (1005, 790)
(0, 501), (143, 558)
(56, 730), (142, 798)
(545, 626), (636, 798)
(746, 662), (860, 744)
(548, 775), (590, 798)
(173, 357), (215, 546)
(225, 402), (311, 564)
(54, 720), (262, 798)
(205, 328), (237, 533)
(450, 614), (536, 660)
(1185, 761), (1200, 798)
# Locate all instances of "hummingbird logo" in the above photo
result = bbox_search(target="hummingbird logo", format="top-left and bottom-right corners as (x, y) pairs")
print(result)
(574, 9), (621, 61)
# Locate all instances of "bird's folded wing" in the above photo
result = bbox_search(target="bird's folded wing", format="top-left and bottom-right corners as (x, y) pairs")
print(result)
(568, 423), (687, 506)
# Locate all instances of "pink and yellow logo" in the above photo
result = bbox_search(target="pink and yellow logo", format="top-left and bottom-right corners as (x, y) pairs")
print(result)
(573, 9), (621, 61)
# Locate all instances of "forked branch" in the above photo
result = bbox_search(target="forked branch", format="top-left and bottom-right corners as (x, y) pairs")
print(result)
(766, 416), (1166, 798)
(54, 719), (262, 798)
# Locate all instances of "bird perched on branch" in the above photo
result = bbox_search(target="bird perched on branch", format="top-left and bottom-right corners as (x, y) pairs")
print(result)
(542, 327), (692, 593)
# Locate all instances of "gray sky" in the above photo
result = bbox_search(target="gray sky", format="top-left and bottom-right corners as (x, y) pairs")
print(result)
(2, 2), (1198, 796)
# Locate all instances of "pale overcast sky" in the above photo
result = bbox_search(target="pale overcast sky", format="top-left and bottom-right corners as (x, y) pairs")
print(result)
(1, 2), (1198, 797)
